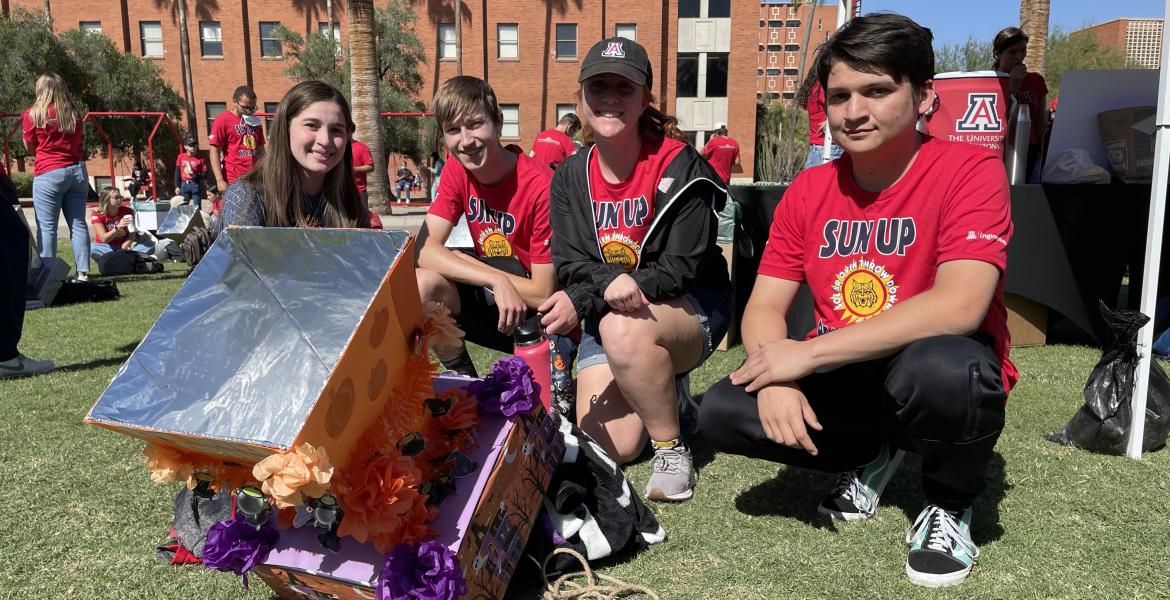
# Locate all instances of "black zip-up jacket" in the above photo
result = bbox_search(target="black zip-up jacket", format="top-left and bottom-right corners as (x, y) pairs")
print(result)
(549, 141), (733, 322)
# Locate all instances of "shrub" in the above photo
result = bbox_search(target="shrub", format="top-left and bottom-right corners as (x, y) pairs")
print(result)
(10, 171), (32, 198)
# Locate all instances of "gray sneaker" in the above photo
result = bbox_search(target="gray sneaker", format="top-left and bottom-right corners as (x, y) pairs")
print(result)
(817, 444), (905, 520)
(644, 441), (697, 502)
(0, 354), (54, 379)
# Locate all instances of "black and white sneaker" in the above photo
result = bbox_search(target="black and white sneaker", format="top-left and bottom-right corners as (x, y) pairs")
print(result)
(905, 504), (980, 587)
(817, 444), (904, 520)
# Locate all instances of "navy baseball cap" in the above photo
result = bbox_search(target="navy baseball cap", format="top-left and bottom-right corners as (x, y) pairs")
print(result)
(579, 37), (652, 89)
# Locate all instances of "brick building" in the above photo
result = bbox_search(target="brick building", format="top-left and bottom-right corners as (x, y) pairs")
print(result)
(1072, 18), (1164, 69)
(756, 1), (839, 101)
(4, 0), (776, 184)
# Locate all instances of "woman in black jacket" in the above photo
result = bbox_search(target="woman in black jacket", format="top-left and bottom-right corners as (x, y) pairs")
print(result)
(538, 37), (732, 503)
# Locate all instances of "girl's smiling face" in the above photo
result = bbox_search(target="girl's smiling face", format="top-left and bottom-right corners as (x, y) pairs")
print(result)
(289, 100), (349, 191)
(581, 73), (648, 143)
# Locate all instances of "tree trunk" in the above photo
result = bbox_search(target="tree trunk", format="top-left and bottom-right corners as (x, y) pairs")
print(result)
(43, 0), (52, 29)
(327, 0), (335, 44)
(1020, 0), (1049, 78)
(348, 0), (387, 212)
(176, 0), (198, 138)
(454, 0), (462, 76)
(795, 0), (821, 98)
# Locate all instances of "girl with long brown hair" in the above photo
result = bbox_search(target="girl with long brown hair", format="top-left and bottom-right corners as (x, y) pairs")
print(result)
(222, 80), (370, 229)
(538, 37), (732, 503)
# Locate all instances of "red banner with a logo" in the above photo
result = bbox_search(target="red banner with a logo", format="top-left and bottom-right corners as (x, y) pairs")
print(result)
(926, 72), (1012, 158)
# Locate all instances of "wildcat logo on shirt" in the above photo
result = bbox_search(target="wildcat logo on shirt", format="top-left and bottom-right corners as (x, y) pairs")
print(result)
(600, 233), (640, 271)
(593, 195), (649, 230)
(956, 93), (1002, 132)
(478, 229), (513, 257)
(830, 259), (899, 323)
(818, 217), (917, 258)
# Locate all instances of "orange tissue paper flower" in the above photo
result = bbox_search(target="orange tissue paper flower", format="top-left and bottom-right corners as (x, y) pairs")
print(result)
(143, 442), (196, 485)
(423, 301), (465, 350)
(252, 443), (334, 509)
(336, 451), (431, 553)
(437, 388), (479, 433)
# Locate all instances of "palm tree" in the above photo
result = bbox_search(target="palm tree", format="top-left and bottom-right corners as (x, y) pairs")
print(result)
(1018, 0), (1049, 77)
(175, 0), (197, 137)
(796, 0), (822, 96)
(348, 0), (388, 212)
(454, 0), (463, 76)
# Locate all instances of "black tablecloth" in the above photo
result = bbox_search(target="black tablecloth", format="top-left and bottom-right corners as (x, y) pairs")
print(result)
(730, 183), (1161, 343)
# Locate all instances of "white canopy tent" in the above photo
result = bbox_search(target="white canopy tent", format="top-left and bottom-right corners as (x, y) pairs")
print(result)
(1128, 3), (1170, 459)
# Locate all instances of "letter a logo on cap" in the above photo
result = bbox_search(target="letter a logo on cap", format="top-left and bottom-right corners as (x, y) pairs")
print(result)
(602, 41), (625, 58)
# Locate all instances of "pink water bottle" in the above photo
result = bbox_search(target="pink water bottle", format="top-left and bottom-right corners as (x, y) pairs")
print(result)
(513, 317), (552, 411)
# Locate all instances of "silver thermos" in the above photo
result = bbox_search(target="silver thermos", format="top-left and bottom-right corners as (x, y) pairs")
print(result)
(1006, 102), (1031, 184)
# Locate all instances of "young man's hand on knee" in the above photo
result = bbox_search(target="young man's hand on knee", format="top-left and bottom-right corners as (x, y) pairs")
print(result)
(757, 382), (822, 455)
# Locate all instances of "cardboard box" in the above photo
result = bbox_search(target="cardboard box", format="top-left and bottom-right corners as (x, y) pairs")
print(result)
(255, 375), (563, 600)
(1006, 293), (1047, 347)
(85, 228), (423, 469)
(1097, 106), (1156, 183)
(132, 200), (171, 232)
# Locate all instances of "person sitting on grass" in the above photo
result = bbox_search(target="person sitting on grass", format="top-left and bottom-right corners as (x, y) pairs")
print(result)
(537, 37), (732, 503)
(89, 186), (155, 257)
(698, 13), (1015, 588)
(415, 75), (557, 377)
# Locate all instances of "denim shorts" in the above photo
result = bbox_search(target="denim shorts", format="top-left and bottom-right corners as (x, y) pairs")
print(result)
(577, 285), (732, 374)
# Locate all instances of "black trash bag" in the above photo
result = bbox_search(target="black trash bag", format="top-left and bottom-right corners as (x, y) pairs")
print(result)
(1046, 301), (1170, 454)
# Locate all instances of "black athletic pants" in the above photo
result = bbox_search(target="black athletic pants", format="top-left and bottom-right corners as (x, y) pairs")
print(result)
(699, 334), (1006, 510)
(1, 194), (29, 362)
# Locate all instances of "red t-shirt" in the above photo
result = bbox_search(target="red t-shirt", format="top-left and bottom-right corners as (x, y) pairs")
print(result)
(530, 129), (576, 169)
(429, 145), (553, 272)
(702, 135), (740, 184)
(175, 152), (206, 182)
(351, 140), (372, 192)
(759, 137), (1017, 391)
(587, 137), (686, 272)
(1013, 72), (1048, 144)
(806, 82), (828, 146)
(22, 106), (84, 176)
(209, 111), (265, 183)
(90, 206), (134, 244)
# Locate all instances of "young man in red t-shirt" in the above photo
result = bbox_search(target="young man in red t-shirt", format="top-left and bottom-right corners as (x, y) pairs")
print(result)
(351, 139), (373, 205)
(701, 122), (740, 185)
(416, 76), (557, 375)
(699, 14), (1013, 588)
(209, 86), (265, 192)
(528, 113), (580, 170)
(174, 138), (207, 208)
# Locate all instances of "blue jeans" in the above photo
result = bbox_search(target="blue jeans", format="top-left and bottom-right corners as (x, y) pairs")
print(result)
(33, 162), (91, 274)
(179, 181), (201, 209)
(396, 180), (412, 201)
(803, 143), (844, 169)
(91, 240), (155, 258)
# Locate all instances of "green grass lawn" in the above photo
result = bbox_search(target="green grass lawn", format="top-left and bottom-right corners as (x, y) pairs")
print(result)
(3, 248), (1169, 599)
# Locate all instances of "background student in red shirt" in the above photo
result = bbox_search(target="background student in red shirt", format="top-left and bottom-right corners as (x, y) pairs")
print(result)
(22, 72), (90, 281)
(89, 186), (154, 256)
(350, 138), (373, 205)
(209, 85), (266, 193)
(701, 122), (740, 185)
(992, 26), (1048, 180)
(529, 113), (581, 170)
(173, 138), (206, 209)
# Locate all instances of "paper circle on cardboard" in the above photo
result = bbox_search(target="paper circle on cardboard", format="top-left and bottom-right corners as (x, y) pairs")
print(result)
(368, 359), (388, 401)
(325, 378), (356, 438)
(369, 307), (390, 349)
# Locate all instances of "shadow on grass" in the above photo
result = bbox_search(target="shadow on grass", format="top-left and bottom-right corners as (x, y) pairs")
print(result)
(54, 353), (135, 375)
(734, 451), (1009, 544)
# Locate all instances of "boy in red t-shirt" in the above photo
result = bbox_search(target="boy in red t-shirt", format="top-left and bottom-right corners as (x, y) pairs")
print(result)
(699, 14), (1013, 588)
(416, 76), (557, 376)
(701, 122), (740, 184)
(528, 113), (580, 170)
(174, 138), (206, 209)
(351, 139), (373, 204)
(209, 86), (265, 192)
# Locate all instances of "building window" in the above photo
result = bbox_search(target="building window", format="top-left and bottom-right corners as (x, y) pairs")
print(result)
(784, 44), (800, 51)
(317, 22), (341, 41)
(708, 0), (730, 18)
(93, 175), (112, 191)
(263, 102), (279, 129)
(555, 24), (577, 59)
(679, 0), (700, 19)
(140, 21), (163, 57)
(205, 102), (226, 139)
(786, 20), (800, 27)
(818, 18), (823, 30)
(615, 23), (636, 41)
(556, 103), (577, 122)
(259, 22), (282, 57)
(79, 21), (102, 34)
(500, 104), (520, 139)
(677, 53), (698, 97)
(498, 23), (518, 59)
(200, 21), (222, 57)
(706, 53), (728, 97)
(765, 68), (780, 76)
(438, 24), (457, 60)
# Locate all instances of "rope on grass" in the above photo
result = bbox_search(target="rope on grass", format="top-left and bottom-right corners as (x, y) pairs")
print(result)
(540, 548), (661, 600)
